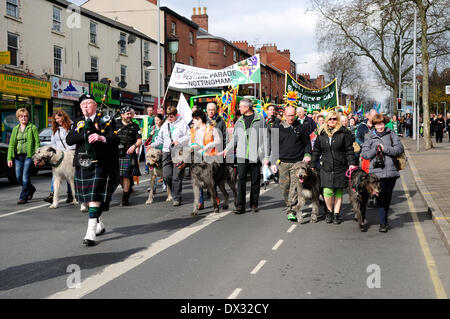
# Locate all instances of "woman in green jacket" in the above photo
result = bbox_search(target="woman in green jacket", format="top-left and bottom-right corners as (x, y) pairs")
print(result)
(7, 108), (40, 204)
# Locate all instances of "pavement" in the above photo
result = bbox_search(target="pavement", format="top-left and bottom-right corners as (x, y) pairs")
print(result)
(402, 134), (450, 254)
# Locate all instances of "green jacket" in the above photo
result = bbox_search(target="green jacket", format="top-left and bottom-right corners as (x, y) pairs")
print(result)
(7, 123), (40, 161)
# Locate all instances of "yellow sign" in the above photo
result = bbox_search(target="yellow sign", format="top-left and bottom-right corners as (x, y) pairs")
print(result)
(0, 73), (51, 99)
(0, 51), (11, 64)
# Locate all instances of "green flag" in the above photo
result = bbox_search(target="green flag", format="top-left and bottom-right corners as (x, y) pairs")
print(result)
(285, 72), (339, 111)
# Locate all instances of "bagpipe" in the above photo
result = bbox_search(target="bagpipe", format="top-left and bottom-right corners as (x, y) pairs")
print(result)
(91, 78), (123, 136)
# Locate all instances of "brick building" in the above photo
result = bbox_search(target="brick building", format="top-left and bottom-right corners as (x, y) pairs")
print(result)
(161, 6), (199, 107)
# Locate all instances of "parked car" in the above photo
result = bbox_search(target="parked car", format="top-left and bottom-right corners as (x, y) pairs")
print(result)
(0, 143), (18, 184)
(39, 127), (52, 147)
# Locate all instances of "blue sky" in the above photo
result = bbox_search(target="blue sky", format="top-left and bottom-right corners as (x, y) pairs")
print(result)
(69, 0), (389, 101)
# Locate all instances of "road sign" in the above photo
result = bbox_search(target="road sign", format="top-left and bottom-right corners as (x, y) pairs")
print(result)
(446, 85), (450, 95)
(0, 51), (11, 64)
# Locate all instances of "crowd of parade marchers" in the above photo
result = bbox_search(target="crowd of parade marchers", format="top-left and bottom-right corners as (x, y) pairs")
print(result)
(8, 93), (450, 245)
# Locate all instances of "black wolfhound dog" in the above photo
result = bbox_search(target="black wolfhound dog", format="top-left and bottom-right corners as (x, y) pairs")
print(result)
(348, 168), (381, 232)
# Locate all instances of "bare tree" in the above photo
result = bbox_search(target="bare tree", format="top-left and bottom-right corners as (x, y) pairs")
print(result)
(321, 51), (362, 104)
(312, 0), (449, 150)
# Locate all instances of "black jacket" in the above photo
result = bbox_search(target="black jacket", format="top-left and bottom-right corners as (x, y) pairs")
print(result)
(311, 126), (356, 189)
(278, 120), (312, 163)
(66, 115), (120, 169)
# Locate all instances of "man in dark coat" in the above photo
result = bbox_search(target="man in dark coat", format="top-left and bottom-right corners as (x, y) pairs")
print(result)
(206, 102), (227, 151)
(311, 111), (357, 224)
(115, 106), (142, 206)
(66, 94), (119, 246)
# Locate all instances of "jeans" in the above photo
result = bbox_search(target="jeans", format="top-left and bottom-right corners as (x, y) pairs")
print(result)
(50, 176), (72, 195)
(162, 152), (183, 202)
(377, 177), (397, 225)
(15, 155), (35, 201)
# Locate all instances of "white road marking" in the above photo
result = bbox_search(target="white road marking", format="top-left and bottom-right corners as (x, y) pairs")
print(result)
(250, 260), (267, 275)
(228, 288), (242, 299)
(287, 225), (297, 233)
(0, 199), (65, 219)
(272, 239), (284, 251)
(47, 209), (232, 299)
(0, 178), (151, 219)
(46, 184), (274, 299)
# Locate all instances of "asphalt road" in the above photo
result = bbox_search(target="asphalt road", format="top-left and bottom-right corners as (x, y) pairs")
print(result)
(0, 165), (449, 299)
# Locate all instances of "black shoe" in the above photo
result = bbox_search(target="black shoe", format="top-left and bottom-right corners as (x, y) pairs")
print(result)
(233, 209), (245, 214)
(83, 239), (96, 246)
(121, 191), (130, 206)
(325, 209), (333, 224)
(333, 214), (341, 225)
(44, 193), (53, 203)
(379, 224), (388, 233)
(17, 199), (27, 205)
(173, 201), (181, 207)
(251, 206), (259, 213)
(66, 194), (74, 203)
(28, 188), (36, 201)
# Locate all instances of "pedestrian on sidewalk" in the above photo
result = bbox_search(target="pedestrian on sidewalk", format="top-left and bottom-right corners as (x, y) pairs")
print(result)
(361, 114), (404, 233)
(43, 110), (76, 204)
(435, 114), (445, 143)
(446, 113), (450, 142)
(7, 108), (40, 204)
(311, 111), (357, 225)
(66, 94), (120, 246)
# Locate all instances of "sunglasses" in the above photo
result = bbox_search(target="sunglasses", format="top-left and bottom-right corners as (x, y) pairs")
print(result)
(328, 118), (338, 121)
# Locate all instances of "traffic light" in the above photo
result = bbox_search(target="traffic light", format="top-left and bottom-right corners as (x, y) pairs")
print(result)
(397, 98), (402, 108)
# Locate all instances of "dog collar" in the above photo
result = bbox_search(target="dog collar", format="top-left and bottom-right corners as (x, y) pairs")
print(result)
(51, 151), (64, 168)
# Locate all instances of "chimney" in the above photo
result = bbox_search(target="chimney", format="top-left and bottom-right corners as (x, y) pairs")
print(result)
(191, 6), (208, 31)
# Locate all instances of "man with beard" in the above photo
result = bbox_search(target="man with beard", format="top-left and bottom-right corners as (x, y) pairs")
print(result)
(115, 106), (142, 206)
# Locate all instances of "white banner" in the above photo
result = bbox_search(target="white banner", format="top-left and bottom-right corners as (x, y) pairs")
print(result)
(168, 55), (261, 89)
(51, 77), (89, 101)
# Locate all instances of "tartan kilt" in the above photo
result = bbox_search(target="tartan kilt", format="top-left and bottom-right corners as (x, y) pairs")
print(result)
(74, 165), (119, 206)
(118, 154), (141, 177)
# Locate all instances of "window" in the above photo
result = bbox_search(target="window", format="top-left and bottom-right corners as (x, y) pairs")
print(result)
(90, 56), (98, 72)
(7, 32), (19, 66)
(171, 22), (176, 36)
(189, 32), (194, 45)
(143, 41), (150, 61)
(119, 33), (127, 54)
(144, 71), (150, 85)
(52, 7), (62, 32)
(233, 51), (237, 62)
(223, 45), (226, 56)
(6, 0), (19, 18)
(189, 56), (194, 66)
(54, 46), (63, 76)
(90, 21), (97, 44)
(120, 65), (127, 83)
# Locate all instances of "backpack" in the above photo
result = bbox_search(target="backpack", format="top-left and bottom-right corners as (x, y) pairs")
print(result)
(389, 134), (406, 170)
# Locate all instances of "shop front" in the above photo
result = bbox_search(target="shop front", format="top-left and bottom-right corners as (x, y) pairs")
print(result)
(51, 77), (89, 120)
(120, 91), (145, 114)
(0, 73), (51, 143)
(90, 82), (120, 116)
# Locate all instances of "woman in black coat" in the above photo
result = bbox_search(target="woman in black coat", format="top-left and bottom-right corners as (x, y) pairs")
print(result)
(311, 111), (357, 224)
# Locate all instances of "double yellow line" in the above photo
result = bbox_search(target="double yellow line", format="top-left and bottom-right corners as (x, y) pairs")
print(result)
(400, 175), (448, 299)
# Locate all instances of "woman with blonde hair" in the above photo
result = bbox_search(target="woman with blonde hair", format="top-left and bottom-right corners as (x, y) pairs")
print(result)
(43, 110), (76, 203)
(311, 110), (357, 224)
(7, 108), (40, 204)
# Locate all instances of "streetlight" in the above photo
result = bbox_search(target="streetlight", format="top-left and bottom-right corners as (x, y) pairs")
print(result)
(442, 102), (447, 118)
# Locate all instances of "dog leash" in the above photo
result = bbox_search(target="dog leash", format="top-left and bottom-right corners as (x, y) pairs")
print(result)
(346, 166), (359, 182)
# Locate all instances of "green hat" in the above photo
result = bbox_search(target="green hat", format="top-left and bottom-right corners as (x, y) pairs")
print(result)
(307, 107), (313, 114)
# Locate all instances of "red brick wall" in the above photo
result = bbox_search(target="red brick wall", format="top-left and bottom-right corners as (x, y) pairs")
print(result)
(164, 11), (197, 80)
(196, 39), (250, 70)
